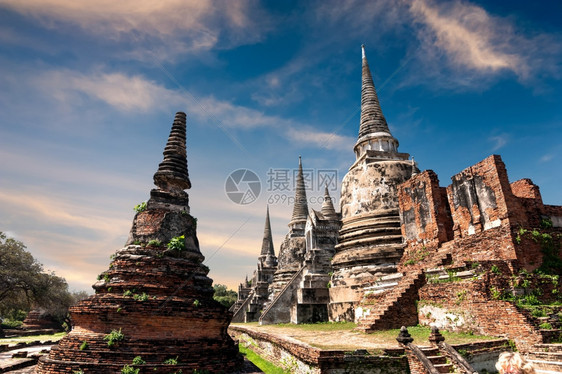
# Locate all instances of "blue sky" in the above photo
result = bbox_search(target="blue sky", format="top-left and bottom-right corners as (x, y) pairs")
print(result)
(0, 0), (561, 293)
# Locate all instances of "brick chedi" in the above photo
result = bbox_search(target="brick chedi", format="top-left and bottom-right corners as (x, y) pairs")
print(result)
(329, 46), (418, 321)
(37, 112), (241, 373)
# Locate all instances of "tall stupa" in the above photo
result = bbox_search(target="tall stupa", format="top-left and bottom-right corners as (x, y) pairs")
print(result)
(328, 46), (418, 321)
(37, 112), (242, 373)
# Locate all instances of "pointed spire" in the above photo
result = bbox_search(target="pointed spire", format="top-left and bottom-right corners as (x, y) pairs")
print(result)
(354, 46), (400, 159)
(321, 185), (338, 220)
(358, 45), (391, 139)
(290, 156), (309, 225)
(260, 206), (275, 257)
(153, 112), (191, 191)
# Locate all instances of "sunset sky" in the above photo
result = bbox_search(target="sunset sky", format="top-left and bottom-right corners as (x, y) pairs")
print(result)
(1, 0), (561, 293)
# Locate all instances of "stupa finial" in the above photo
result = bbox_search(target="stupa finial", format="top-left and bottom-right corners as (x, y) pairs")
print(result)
(290, 156), (308, 225)
(153, 112), (191, 192)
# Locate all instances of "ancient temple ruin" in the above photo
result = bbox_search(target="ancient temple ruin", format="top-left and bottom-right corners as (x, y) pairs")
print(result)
(328, 45), (418, 321)
(232, 46), (562, 358)
(231, 157), (341, 324)
(37, 112), (241, 373)
(267, 157), (309, 300)
(231, 206), (278, 323)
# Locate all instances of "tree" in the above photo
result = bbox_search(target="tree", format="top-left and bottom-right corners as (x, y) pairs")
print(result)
(0, 232), (43, 314)
(0, 231), (85, 325)
(213, 284), (237, 308)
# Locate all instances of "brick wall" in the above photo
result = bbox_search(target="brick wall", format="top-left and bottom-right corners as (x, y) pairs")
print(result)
(230, 325), (410, 374)
(418, 276), (542, 351)
(449, 224), (517, 265)
(398, 170), (453, 252)
(403, 349), (430, 374)
(447, 155), (514, 238)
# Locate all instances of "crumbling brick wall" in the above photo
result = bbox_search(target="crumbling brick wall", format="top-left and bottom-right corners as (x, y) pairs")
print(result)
(449, 224), (517, 265)
(447, 155), (516, 238)
(418, 275), (542, 351)
(398, 170), (453, 253)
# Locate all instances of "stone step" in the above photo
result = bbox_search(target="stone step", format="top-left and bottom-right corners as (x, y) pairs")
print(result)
(357, 272), (424, 330)
(529, 358), (562, 372)
(532, 352), (562, 360)
(534, 344), (562, 353)
(425, 265), (475, 278)
(434, 363), (455, 373)
(420, 347), (440, 356)
(363, 273), (404, 295)
(426, 355), (447, 365)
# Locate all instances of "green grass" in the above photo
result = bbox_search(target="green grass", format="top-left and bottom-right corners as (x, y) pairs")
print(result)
(0, 332), (66, 344)
(234, 322), (497, 349)
(365, 326), (496, 345)
(239, 345), (288, 374)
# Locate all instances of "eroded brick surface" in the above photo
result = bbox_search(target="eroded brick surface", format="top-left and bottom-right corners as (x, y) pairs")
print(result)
(36, 112), (241, 373)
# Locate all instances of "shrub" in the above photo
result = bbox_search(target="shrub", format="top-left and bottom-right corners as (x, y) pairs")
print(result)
(133, 202), (147, 213)
(104, 328), (125, 347)
(132, 356), (145, 365)
(121, 365), (139, 374)
(539, 322), (553, 329)
(133, 293), (149, 302)
(541, 218), (553, 229)
(167, 235), (186, 251)
(147, 239), (161, 247)
(490, 286), (501, 300)
(164, 357), (178, 365)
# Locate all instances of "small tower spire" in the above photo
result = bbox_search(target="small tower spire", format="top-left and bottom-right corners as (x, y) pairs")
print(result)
(354, 46), (399, 159)
(260, 205), (275, 257)
(153, 112), (191, 191)
(321, 185), (338, 220)
(359, 45), (390, 138)
(289, 156), (309, 225)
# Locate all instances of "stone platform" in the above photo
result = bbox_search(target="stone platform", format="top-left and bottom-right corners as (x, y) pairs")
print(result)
(229, 324), (510, 374)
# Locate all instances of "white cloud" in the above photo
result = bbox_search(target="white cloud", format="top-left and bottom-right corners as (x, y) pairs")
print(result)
(0, 190), (130, 238)
(540, 154), (554, 163)
(286, 127), (355, 152)
(408, 0), (561, 84)
(35, 70), (181, 112)
(0, 0), (269, 58)
(410, 0), (523, 74)
(488, 134), (509, 151)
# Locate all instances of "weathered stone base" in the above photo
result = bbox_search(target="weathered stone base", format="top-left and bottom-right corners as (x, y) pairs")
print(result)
(327, 301), (355, 322)
(230, 325), (409, 374)
(37, 336), (241, 373)
(296, 304), (328, 324)
(229, 324), (509, 374)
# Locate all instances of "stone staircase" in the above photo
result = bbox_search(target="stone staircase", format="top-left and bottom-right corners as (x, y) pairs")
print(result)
(356, 270), (426, 331)
(355, 247), (453, 332)
(420, 346), (456, 373)
(230, 289), (255, 322)
(398, 327), (478, 374)
(259, 267), (305, 325)
(528, 344), (562, 374)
